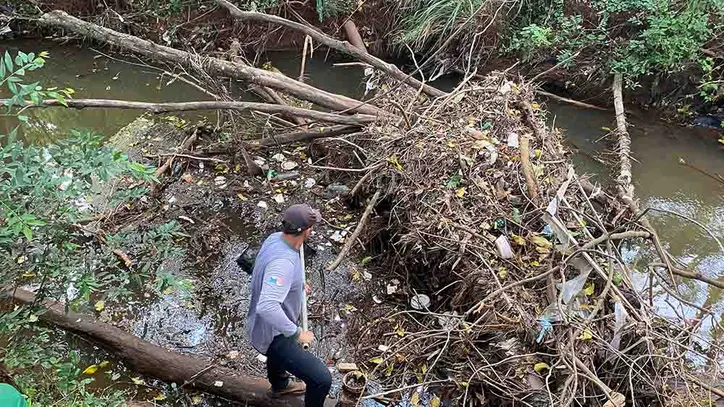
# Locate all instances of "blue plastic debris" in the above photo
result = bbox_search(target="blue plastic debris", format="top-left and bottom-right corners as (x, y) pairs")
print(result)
(536, 316), (553, 343)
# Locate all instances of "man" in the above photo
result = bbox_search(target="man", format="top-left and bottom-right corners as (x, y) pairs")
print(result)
(247, 203), (332, 406)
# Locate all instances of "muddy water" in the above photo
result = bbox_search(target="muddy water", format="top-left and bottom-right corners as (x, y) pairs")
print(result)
(548, 101), (724, 341)
(0, 39), (212, 142)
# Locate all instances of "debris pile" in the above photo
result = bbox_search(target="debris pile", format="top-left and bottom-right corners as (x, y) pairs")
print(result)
(347, 74), (716, 406)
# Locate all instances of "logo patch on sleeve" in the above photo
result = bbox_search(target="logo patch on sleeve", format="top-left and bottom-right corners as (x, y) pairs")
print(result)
(267, 276), (284, 286)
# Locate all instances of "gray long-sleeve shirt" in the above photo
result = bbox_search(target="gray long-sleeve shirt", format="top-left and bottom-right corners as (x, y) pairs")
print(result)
(247, 232), (304, 354)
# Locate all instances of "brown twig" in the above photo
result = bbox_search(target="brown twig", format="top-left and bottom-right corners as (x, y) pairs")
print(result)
(519, 134), (540, 205)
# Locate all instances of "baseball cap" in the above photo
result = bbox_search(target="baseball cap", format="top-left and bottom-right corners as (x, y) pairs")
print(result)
(282, 204), (322, 234)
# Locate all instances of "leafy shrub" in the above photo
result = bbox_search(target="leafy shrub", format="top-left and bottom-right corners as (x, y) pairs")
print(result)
(0, 50), (187, 407)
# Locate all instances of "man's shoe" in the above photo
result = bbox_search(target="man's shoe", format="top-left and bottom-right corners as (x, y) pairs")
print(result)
(270, 381), (306, 397)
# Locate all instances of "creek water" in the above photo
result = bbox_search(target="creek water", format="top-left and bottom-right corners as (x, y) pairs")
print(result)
(3, 38), (724, 397)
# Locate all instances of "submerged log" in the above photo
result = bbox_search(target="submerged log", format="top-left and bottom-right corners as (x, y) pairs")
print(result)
(6, 98), (375, 126)
(214, 0), (447, 98)
(3, 288), (301, 407)
(39, 10), (384, 117)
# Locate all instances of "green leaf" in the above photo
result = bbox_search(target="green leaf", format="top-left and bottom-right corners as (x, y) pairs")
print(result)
(22, 226), (32, 242)
(4, 51), (13, 73)
(17, 115), (29, 123)
(0, 61), (5, 79)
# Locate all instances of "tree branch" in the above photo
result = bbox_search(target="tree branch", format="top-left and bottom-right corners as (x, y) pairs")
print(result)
(214, 0), (447, 98)
(7, 99), (375, 126)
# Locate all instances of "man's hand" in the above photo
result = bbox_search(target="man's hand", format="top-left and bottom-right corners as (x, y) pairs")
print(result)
(305, 283), (311, 296)
(297, 330), (314, 345)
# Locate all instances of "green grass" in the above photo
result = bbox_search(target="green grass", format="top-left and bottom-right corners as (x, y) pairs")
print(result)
(395, 0), (488, 51)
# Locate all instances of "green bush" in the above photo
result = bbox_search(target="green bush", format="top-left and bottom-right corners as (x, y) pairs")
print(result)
(0, 50), (188, 407)
(504, 0), (722, 90)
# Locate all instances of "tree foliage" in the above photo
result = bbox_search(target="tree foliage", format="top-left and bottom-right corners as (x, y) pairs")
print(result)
(0, 50), (187, 407)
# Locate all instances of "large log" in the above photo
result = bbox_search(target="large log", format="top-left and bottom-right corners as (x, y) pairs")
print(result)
(39, 10), (384, 117)
(214, 0), (447, 98)
(248, 125), (361, 148)
(5, 98), (375, 126)
(3, 288), (301, 407)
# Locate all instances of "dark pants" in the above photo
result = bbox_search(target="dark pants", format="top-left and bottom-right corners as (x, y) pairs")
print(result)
(266, 335), (332, 407)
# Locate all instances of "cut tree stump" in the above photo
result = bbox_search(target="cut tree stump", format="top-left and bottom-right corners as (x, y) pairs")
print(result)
(2, 288), (302, 407)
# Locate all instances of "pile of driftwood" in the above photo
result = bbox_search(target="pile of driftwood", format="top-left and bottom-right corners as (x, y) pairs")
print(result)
(2, 4), (720, 407)
(343, 76), (724, 406)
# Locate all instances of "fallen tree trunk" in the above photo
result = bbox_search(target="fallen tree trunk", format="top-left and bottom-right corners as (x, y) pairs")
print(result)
(40, 10), (384, 117)
(612, 74), (633, 198)
(3, 288), (301, 407)
(7, 98), (375, 126)
(214, 0), (447, 98)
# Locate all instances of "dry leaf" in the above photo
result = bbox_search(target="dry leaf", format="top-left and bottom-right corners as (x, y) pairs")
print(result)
(511, 234), (526, 246)
(131, 377), (145, 385)
(410, 392), (420, 407)
(94, 301), (105, 312)
(369, 357), (384, 365)
(82, 365), (99, 375)
(431, 395), (441, 407)
(99, 360), (110, 368)
(530, 235), (552, 249)
(578, 328), (593, 341)
(456, 187), (466, 198)
(584, 283), (595, 296)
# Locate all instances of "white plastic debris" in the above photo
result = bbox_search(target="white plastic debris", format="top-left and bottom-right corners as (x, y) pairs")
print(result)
(273, 194), (285, 204)
(437, 311), (460, 331)
(378, 345), (390, 352)
(227, 350), (239, 359)
(214, 381), (224, 387)
(498, 81), (513, 95)
(178, 215), (195, 224)
(410, 294), (431, 310)
(362, 271), (373, 281)
(256, 354), (267, 363)
(507, 132), (519, 149)
(495, 235), (514, 259)
(168, 196), (177, 204)
(372, 295), (383, 304)
(282, 161), (299, 170)
(214, 176), (227, 189)
(386, 279), (400, 295)
(304, 178), (317, 188)
(257, 201), (268, 209)
(271, 153), (286, 162)
(330, 230), (345, 243)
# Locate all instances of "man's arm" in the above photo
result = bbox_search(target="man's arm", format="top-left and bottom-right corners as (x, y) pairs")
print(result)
(256, 258), (299, 337)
